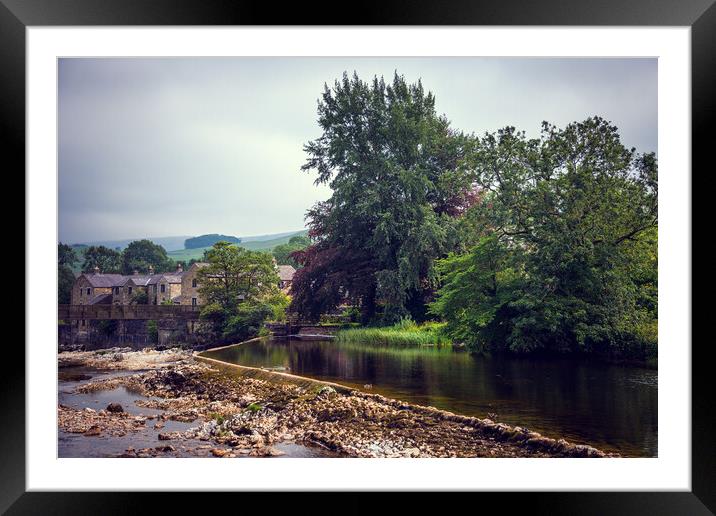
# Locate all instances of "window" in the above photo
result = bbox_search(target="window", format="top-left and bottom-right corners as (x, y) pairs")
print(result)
(160, 284), (166, 293)
(192, 279), (197, 288)
(192, 297), (197, 306)
(114, 287), (119, 295)
(153, 285), (157, 293)
(86, 288), (91, 296)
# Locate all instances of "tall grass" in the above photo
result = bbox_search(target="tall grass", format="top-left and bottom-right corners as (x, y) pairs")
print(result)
(336, 319), (452, 348)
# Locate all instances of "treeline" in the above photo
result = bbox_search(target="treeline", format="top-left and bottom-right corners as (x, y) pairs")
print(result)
(290, 72), (657, 361)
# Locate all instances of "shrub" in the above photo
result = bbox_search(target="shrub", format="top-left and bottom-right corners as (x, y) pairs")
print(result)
(146, 320), (158, 344)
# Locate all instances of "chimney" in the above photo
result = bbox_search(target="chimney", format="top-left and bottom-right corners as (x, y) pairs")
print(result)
(148, 265), (154, 274)
(93, 266), (100, 275)
(176, 263), (183, 273)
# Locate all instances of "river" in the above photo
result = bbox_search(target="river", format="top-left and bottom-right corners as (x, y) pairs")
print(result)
(202, 338), (658, 457)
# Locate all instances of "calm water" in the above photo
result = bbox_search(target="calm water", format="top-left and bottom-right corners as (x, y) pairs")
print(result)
(203, 338), (658, 457)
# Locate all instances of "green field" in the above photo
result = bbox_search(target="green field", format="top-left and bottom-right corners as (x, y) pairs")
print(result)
(167, 230), (308, 262)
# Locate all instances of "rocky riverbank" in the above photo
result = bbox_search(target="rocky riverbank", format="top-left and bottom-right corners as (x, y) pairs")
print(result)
(58, 348), (616, 458)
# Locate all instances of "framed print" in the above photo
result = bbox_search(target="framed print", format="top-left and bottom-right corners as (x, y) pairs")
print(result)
(4, 0), (712, 512)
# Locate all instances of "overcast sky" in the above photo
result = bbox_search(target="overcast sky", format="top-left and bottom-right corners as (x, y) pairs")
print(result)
(58, 57), (657, 244)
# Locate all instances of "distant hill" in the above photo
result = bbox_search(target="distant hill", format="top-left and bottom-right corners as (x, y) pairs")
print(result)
(167, 229), (308, 262)
(66, 230), (309, 271)
(185, 234), (241, 249)
(239, 230), (307, 243)
(72, 236), (190, 252)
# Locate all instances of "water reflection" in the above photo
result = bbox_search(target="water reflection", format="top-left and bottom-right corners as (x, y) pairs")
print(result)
(204, 339), (658, 457)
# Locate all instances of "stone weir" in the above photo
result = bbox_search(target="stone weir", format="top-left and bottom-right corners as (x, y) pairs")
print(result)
(264, 322), (338, 339)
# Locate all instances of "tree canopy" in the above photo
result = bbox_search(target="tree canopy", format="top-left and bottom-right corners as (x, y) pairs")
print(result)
(121, 239), (174, 274)
(81, 245), (122, 274)
(430, 118), (658, 358)
(289, 71), (657, 360)
(272, 235), (311, 268)
(290, 72), (474, 323)
(58, 243), (76, 304)
(197, 241), (287, 343)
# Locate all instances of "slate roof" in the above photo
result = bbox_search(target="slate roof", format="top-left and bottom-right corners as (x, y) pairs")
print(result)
(161, 273), (184, 284)
(277, 265), (296, 282)
(82, 273), (127, 288)
(147, 272), (184, 285)
(124, 275), (153, 287)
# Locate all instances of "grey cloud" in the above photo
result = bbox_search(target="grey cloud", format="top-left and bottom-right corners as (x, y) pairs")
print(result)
(59, 57), (656, 243)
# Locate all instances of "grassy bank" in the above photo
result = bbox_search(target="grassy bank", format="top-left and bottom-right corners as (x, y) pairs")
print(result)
(336, 319), (451, 348)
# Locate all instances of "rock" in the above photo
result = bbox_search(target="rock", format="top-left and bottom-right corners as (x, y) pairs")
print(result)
(249, 433), (265, 447)
(158, 433), (172, 441)
(155, 445), (175, 453)
(106, 403), (124, 413)
(210, 448), (230, 457)
(317, 385), (337, 398)
(83, 425), (101, 436)
(154, 421), (165, 429)
(262, 446), (285, 457)
(83, 407), (96, 414)
(401, 447), (420, 458)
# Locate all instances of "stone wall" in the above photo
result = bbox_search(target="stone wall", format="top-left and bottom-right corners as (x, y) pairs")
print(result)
(180, 264), (205, 305)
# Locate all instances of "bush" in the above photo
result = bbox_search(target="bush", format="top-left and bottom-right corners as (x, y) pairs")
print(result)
(146, 320), (158, 344)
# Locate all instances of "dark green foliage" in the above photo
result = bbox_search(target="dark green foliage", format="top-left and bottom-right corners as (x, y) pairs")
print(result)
(292, 72), (474, 324)
(288, 235), (310, 247)
(58, 243), (77, 267)
(222, 302), (275, 342)
(121, 239), (174, 274)
(431, 118), (658, 360)
(272, 236), (310, 268)
(146, 320), (158, 344)
(130, 290), (149, 305)
(82, 245), (122, 273)
(96, 319), (118, 337)
(58, 264), (75, 304)
(198, 241), (288, 343)
(185, 234), (241, 249)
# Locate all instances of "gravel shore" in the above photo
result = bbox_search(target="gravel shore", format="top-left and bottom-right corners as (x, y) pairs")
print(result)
(58, 348), (616, 458)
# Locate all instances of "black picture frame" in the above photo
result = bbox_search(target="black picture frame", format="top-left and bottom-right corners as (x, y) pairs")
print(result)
(3, 0), (711, 512)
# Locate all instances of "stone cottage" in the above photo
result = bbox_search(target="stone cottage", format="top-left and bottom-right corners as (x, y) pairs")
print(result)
(277, 265), (296, 293)
(71, 266), (126, 305)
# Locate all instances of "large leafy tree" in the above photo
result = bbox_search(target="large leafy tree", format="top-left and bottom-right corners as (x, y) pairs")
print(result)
(81, 245), (122, 274)
(431, 117), (658, 358)
(198, 241), (285, 342)
(58, 243), (76, 304)
(291, 72), (474, 323)
(58, 242), (77, 268)
(121, 239), (174, 274)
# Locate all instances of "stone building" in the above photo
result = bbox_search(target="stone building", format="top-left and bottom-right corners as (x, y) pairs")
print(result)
(71, 266), (126, 305)
(69, 261), (297, 308)
(180, 262), (209, 306)
(277, 265), (296, 293)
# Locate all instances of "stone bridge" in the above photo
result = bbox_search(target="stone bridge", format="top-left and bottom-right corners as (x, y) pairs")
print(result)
(58, 304), (202, 349)
(58, 304), (202, 321)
